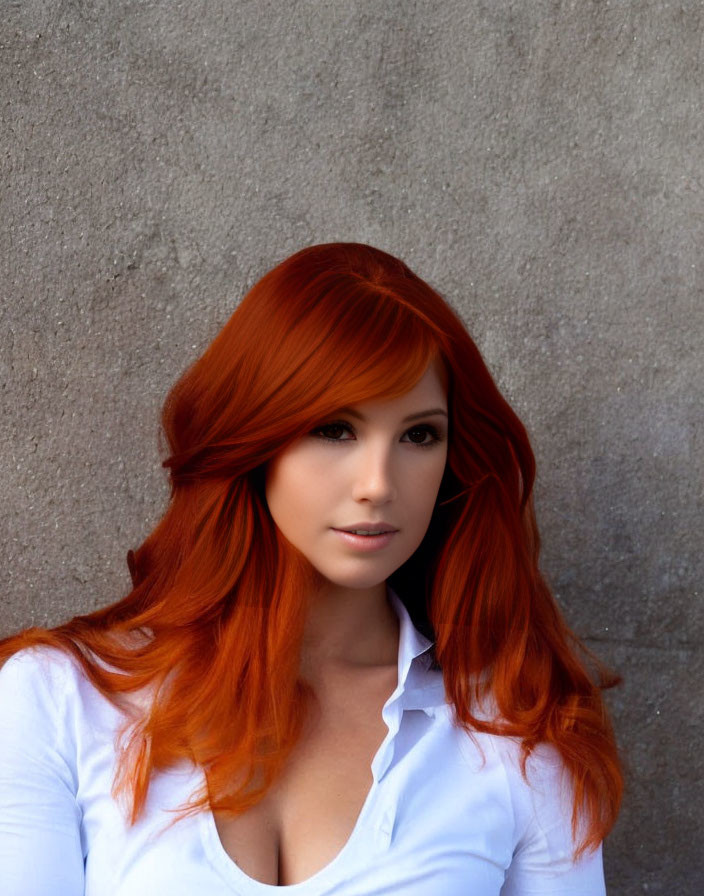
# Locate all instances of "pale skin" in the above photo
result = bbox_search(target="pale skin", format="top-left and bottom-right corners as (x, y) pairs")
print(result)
(265, 357), (449, 681)
(212, 359), (449, 885)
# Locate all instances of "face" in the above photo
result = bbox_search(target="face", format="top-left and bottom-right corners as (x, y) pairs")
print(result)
(264, 359), (449, 592)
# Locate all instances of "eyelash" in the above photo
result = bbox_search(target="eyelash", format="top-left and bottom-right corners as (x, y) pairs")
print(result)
(310, 420), (444, 450)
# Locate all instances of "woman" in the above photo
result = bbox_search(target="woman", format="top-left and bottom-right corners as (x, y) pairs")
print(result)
(0, 242), (622, 894)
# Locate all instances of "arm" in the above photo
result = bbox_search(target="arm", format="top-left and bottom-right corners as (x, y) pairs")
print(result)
(0, 649), (86, 896)
(500, 744), (606, 896)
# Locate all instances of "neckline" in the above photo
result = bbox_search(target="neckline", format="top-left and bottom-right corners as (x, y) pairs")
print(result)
(198, 739), (386, 893)
(196, 585), (434, 891)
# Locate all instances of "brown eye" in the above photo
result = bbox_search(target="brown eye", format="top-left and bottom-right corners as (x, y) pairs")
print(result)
(404, 425), (442, 447)
(407, 428), (431, 444)
(312, 422), (354, 442)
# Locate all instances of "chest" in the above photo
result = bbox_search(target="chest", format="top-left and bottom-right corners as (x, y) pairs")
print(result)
(212, 668), (397, 887)
(80, 689), (518, 896)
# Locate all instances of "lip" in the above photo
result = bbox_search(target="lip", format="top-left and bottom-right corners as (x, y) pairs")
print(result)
(331, 529), (397, 552)
(334, 522), (399, 533)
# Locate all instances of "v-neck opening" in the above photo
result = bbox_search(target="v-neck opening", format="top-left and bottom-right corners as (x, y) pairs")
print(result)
(198, 748), (388, 893)
(196, 586), (433, 892)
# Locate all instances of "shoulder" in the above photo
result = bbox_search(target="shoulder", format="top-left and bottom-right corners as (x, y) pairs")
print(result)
(492, 738), (605, 891)
(490, 738), (570, 798)
(449, 689), (578, 837)
(454, 724), (569, 807)
(0, 644), (124, 740)
(0, 646), (89, 799)
(452, 728), (605, 892)
(0, 645), (82, 709)
(454, 724), (591, 852)
(491, 739), (575, 841)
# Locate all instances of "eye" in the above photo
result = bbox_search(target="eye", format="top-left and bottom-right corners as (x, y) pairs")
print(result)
(402, 425), (443, 448)
(311, 421), (444, 448)
(311, 421), (355, 442)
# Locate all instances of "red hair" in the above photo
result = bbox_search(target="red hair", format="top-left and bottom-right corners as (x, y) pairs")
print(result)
(0, 242), (622, 854)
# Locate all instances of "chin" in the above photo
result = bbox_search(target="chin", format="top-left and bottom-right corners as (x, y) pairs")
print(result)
(318, 569), (394, 591)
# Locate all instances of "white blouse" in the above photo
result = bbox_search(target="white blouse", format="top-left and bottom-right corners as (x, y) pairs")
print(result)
(0, 588), (606, 895)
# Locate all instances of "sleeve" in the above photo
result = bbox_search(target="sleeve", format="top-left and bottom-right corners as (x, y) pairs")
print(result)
(499, 744), (607, 896)
(0, 648), (86, 896)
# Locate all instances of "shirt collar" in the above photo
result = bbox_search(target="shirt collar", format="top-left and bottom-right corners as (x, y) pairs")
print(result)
(386, 585), (447, 716)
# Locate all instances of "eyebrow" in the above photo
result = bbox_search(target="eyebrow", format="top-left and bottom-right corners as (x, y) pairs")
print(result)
(337, 407), (449, 424)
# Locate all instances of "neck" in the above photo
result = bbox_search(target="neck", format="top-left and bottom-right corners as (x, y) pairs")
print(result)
(300, 580), (400, 672)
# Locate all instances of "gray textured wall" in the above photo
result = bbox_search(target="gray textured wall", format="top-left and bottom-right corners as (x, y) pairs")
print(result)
(2, 1), (702, 892)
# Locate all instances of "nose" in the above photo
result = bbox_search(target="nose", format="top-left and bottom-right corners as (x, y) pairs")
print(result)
(350, 440), (398, 505)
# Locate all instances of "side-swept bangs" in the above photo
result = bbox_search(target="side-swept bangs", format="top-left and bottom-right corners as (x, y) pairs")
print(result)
(163, 248), (454, 483)
(268, 276), (448, 440)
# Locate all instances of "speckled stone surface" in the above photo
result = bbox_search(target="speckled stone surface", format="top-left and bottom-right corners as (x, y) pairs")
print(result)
(2, 1), (702, 892)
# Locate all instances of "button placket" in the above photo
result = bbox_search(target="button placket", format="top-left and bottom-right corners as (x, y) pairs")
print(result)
(375, 804), (396, 851)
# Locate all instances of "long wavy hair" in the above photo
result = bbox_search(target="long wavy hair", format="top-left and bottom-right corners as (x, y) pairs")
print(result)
(1, 241), (621, 855)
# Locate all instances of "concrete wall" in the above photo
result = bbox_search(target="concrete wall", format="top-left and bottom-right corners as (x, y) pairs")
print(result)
(2, 1), (702, 891)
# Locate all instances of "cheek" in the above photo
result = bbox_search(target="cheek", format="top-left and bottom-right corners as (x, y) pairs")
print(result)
(413, 454), (447, 499)
(265, 452), (329, 529)
(406, 458), (447, 528)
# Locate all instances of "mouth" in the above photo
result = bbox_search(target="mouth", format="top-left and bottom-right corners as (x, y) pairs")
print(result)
(333, 523), (399, 535)
(334, 528), (397, 536)
(331, 527), (398, 552)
